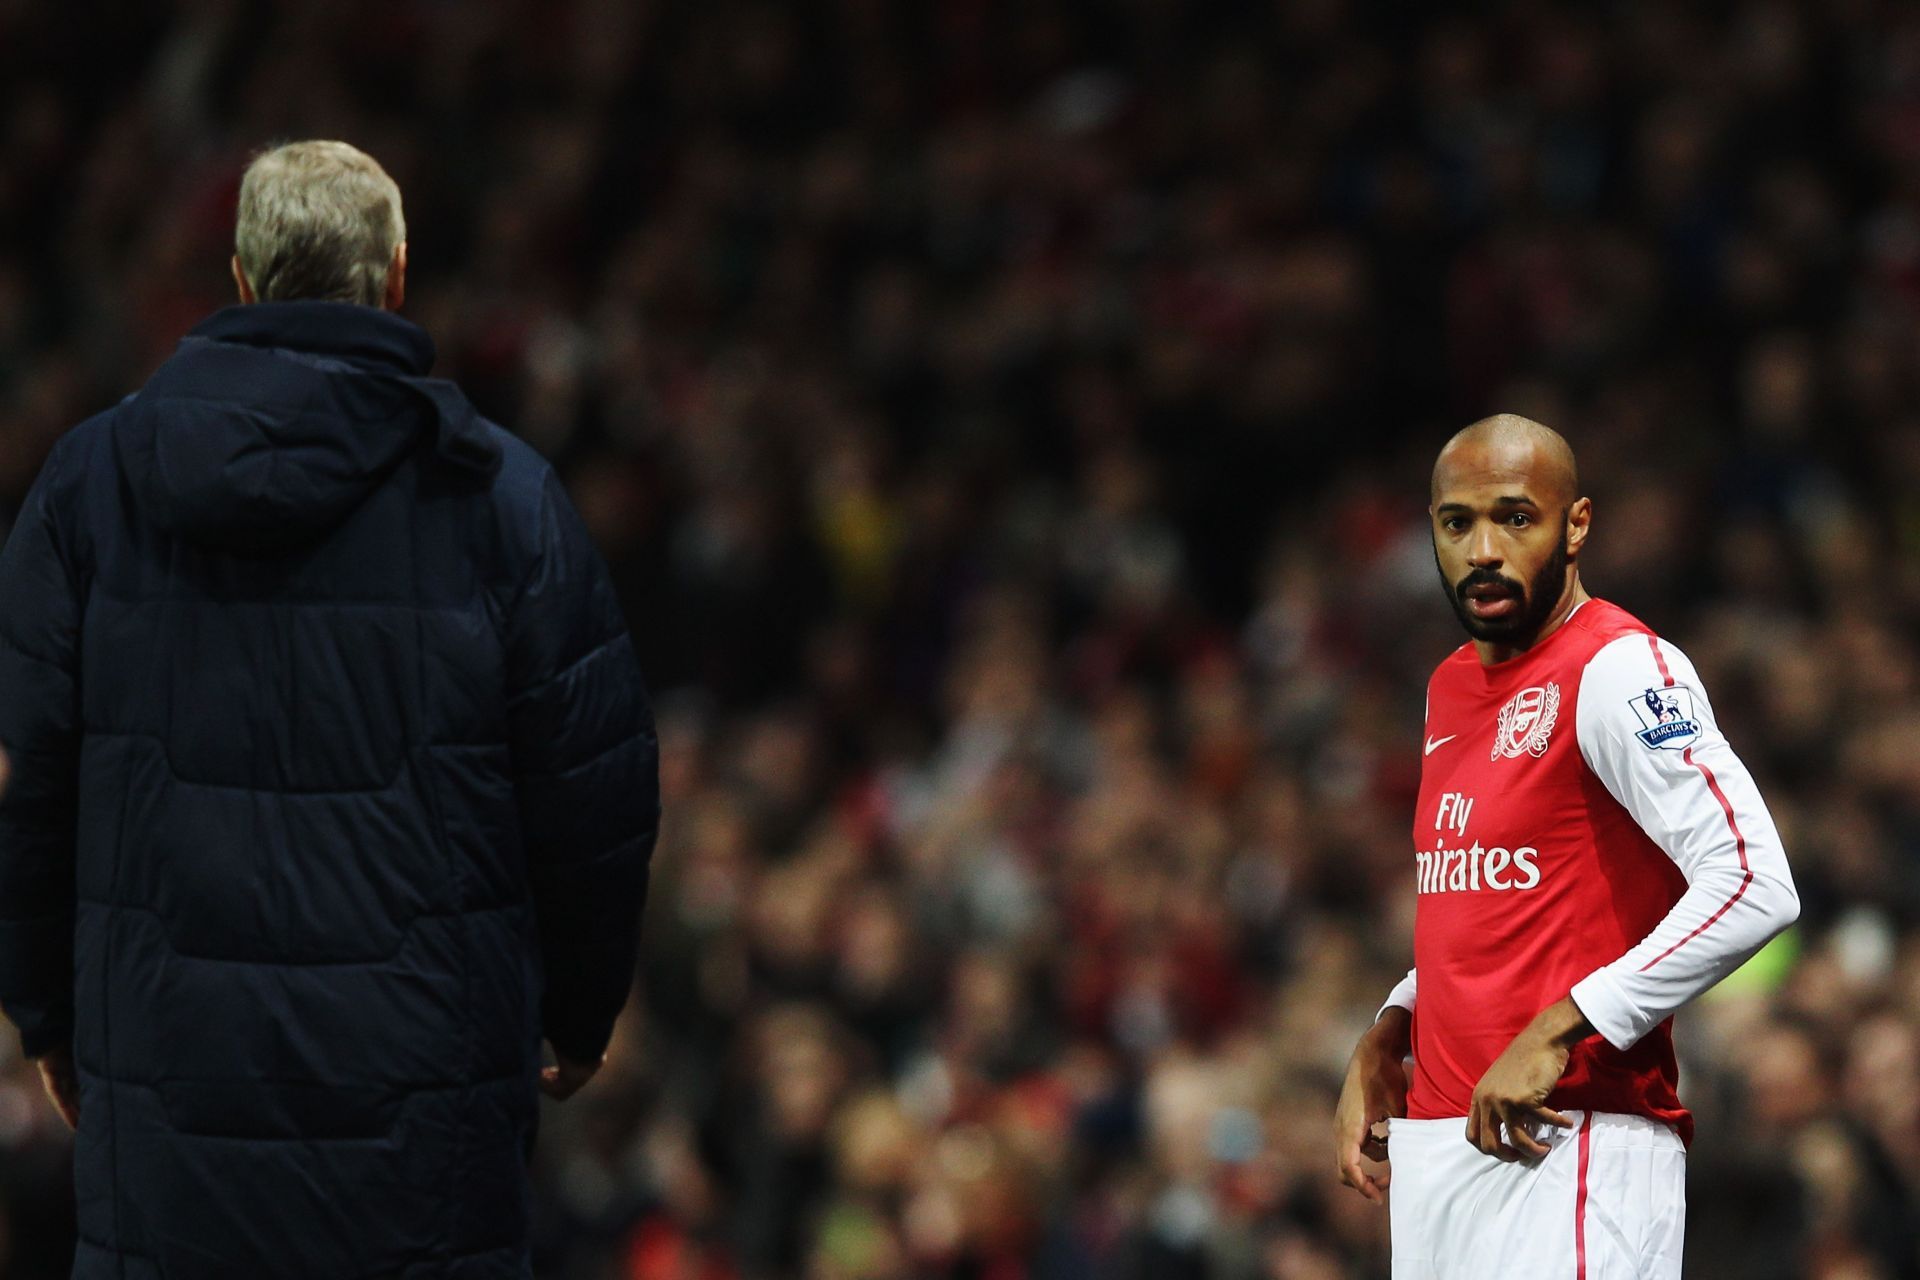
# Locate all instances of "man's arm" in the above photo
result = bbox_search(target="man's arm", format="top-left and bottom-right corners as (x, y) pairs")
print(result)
(1334, 1001), (1411, 1203)
(1465, 632), (1798, 1160)
(505, 469), (659, 1095)
(0, 447), (84, 1065)
(1566, 633), (1799, 1048)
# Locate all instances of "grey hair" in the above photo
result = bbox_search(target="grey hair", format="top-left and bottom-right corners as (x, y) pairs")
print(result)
(234, 141), (406, 307)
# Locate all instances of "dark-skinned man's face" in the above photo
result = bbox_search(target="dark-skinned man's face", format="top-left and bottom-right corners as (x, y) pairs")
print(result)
(1429, 443), (1583, 647)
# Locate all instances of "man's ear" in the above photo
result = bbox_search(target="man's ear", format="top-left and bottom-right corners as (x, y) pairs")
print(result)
(231, 256), (256, 304)
(1566, 496), (1593, 559)
(383, 242), (407, 311)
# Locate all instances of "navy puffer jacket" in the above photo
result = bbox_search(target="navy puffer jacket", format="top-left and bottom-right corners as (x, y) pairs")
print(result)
(0, 303), (659, 1279)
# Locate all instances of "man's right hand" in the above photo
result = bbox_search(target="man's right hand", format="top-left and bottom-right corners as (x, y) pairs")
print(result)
(1334, 1006), (1411, 1204)
(538, 1046), (603, 1101)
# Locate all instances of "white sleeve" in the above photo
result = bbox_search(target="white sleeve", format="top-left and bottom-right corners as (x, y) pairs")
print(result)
(1568, 633), (1800, 1050)
(1378, 968), (1416, 1021)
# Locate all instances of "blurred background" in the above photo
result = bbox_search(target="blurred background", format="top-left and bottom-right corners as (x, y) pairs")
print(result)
(3, 0), (1919, 1276)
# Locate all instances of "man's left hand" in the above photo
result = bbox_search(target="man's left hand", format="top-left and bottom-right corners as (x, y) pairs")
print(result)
(1465, 995), (1592, 1161)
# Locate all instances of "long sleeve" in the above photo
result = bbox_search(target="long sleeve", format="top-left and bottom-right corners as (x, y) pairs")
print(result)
(505, 469), (660, 1064)
(0, 446), (83, 1058)
(1568, 633), (1799, 1050)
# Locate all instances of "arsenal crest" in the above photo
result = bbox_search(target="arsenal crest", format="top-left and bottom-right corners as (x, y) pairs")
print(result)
(1492, 683), (1560, 760)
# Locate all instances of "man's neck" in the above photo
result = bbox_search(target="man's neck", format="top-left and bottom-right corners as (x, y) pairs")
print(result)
(1473, 578), (1590, 667)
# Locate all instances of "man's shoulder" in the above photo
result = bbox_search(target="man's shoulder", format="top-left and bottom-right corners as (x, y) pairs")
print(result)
(1567, 598), (1655, 647)
(1569, 610), (1717, 757)
(25, 406), (127, 517)
(1567, 602), (1704, 688)
(480, 421), (557, 502)
(48, 405), (125, 472)
(1547, 599), (1666, 684)
(471, 422), (587, 578)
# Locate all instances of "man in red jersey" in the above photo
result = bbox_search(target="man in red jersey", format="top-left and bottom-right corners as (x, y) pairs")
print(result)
(1333, 416), (1799, 1278)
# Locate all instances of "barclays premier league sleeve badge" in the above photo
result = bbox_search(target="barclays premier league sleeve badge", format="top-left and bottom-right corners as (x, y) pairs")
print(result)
(1630, 686), (1702, 750)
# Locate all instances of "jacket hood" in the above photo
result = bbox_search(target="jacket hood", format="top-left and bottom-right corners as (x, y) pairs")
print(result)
(115, 302), (502, 553)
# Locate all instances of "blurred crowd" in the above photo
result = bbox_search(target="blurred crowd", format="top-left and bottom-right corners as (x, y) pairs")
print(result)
(5, 0), (1920, 1276)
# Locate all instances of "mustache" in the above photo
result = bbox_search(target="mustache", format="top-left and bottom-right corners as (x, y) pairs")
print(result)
(1455, 568), (1524, 598)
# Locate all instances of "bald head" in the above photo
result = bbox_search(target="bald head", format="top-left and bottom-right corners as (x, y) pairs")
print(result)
(1428, 414), (1592, 655)
(1431, 415), (1580, 510)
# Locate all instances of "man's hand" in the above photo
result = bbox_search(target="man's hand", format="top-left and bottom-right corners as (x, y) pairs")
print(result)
(1335, 1007), (1411, 1203)
(37, 1046), (79, 1130)
(1465, 995), (1592, 1161)
(538, 1046), (604, 1101)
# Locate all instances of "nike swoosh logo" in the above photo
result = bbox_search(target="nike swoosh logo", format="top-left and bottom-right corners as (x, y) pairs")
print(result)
(1424, 734), (1458, 756)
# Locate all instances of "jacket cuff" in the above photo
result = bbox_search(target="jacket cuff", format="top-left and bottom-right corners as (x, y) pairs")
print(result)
(1569, 967), (1648, 1051)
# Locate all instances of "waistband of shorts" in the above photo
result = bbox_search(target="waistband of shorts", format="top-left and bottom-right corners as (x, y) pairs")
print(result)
(1390, 1110), (1681, 1150)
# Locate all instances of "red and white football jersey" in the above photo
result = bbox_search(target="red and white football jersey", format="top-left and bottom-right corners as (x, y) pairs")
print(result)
(1382, 598), (1798, 1144)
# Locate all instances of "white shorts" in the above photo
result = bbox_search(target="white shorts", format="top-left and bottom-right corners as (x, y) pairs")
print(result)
(1387, 1111), (1685, 1279)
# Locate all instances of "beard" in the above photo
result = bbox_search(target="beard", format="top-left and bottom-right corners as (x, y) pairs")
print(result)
(1439, 536), (1571, 646)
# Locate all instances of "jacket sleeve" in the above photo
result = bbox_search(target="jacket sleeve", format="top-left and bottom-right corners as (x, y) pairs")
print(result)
(1569, 633), (1799, 1050)
(505, 468), (659, 1065)
(0, 447), (83, 1059)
